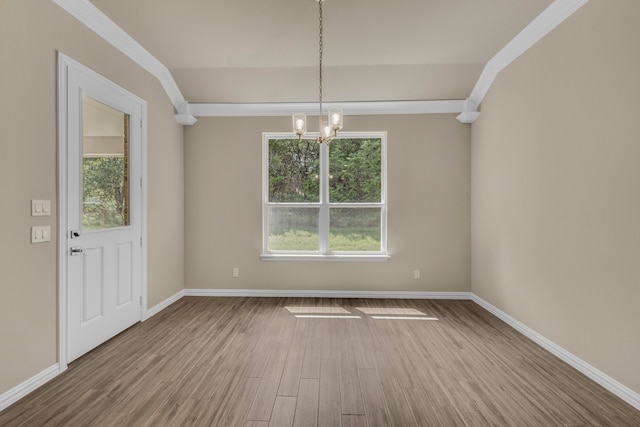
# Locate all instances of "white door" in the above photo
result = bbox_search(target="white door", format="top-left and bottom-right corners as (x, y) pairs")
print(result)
(62, 57), (144, 363)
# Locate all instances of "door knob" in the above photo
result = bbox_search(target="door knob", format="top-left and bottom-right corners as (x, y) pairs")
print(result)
(70, 247), (84, 256)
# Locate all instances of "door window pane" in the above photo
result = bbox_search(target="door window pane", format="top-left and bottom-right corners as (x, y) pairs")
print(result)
(329, 207), (381, 251)
(268, 207), (319, 251)
(82, 97), (130, 230)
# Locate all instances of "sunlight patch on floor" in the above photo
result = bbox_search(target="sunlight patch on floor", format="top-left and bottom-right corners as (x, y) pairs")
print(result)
(286, 306), (437, 321)
(355, 307), (426, 315)
(285, 306), (351, 314)
(371, 316), (439, 320)
(294, 315), (361, 319)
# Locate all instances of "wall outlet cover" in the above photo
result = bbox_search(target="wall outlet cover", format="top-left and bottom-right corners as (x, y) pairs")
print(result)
(31, 200), (51, 216)
(31, 225), (51, 243)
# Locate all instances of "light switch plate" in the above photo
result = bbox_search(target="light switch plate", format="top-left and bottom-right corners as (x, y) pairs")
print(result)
(31, 226), (51, 243)
(32, 200), (51, 216)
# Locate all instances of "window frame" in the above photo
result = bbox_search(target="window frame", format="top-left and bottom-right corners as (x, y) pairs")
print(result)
(261, 132), (389, 261)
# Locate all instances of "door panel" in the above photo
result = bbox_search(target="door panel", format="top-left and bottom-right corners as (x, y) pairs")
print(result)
(82, 247), (104, 323)
(116, 242), (133, 307)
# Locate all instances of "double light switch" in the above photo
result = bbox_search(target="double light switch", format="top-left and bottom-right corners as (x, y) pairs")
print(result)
(31, 199), (51, 243)
(31, 226), (51, 243)
(32, 200), (51, 216)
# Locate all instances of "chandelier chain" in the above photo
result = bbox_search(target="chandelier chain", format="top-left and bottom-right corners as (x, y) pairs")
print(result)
(292, 0), (341, 144)
(318, 0), (323, 121)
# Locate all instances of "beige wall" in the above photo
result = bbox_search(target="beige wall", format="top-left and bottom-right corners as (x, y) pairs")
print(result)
(471, 0), (640, 394)
(185, 115), (470, 292)
(0, 0), (184, 395)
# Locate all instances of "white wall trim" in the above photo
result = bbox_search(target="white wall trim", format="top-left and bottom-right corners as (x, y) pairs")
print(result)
(57, 52), (71, 373)
(175, 114), (198, 126)
(51, 0), (196, 125)
(455, 111), (481, 124)
(259, 254), (390, 262)
(140, 102), (149, 323)
(184, 289), (472, 300)
(190, 100), (466, 118)
(458, 0), (589, 123)
(0, 364), (62, 412)
(52, 0), (588, 125)
(144, 290), (185, 320)
(471, 294), (640, 411)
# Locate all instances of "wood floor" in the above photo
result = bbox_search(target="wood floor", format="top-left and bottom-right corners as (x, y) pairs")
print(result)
(2, 297), (639, 426)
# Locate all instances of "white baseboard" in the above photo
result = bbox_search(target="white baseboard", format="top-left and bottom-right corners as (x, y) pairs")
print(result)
(471, 294), (640, 411)
(184, 288), (472, 300)
(0, 364), (61, 412)
(143, 289), (185, 320)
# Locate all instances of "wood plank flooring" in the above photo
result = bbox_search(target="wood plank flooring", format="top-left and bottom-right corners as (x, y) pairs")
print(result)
(1, 297), (639, 426)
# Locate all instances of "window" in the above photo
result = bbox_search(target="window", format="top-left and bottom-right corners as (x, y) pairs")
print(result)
(262, 132), (387, 260)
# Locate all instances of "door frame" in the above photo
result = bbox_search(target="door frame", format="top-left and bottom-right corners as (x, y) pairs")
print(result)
(57, 52), (148, 369)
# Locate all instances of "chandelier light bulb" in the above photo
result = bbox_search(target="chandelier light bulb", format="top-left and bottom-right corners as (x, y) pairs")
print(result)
(328, 107), (343, 134)
(292, 114), (307, 139)
(322, 121), (332, 139)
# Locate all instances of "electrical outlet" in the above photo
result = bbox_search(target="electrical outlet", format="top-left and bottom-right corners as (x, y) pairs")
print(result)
(232, 267), (239, 278)
(413, 269), (421, 280)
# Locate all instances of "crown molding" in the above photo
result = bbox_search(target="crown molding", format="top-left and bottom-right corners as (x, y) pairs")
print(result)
(455, 97), (481, 123)
(190, 100), (466, 117)
(53, 0), (588, 126)
(459, 0), (589, 123)
(455, 111), (481, 124)
(175, 114), (198, 126)
(51, 0), (196, 125)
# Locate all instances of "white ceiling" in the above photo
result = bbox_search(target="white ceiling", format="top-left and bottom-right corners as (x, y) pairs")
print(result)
(89, 0), (554, 103)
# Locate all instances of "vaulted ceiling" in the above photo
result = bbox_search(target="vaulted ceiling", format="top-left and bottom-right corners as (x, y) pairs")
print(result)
(89, 0), (554, 103)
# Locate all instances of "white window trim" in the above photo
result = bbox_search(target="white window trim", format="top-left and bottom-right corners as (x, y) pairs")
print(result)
(261, 132), (388, 261)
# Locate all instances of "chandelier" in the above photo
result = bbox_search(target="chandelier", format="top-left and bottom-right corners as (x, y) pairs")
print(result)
(292, 0), (343, 144)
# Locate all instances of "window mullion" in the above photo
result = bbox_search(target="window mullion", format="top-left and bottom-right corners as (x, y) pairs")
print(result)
(262, 134), (269, 254)
(319, 141), (329, 254)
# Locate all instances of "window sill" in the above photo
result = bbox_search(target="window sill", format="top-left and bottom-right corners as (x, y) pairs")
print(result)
(260, 253), (390, 262)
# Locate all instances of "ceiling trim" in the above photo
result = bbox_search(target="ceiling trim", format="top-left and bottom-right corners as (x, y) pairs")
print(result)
(52, 0), (588, 126)
(51, 0), (197, 125)
(190, 100), (466, 117)
(457, 0), (589, 123)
